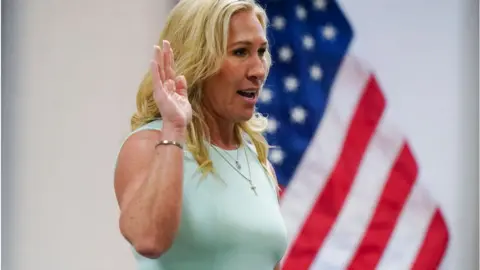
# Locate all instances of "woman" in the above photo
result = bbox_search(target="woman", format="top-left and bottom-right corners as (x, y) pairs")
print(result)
(114, 0), (287, 269)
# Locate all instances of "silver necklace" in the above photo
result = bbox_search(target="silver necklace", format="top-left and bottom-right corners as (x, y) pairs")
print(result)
(212, 145), (257, 196)
(219, 146), (241, 169)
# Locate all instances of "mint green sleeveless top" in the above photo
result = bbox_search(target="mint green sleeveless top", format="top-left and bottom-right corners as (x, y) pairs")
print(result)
(117, 119), (288, 270)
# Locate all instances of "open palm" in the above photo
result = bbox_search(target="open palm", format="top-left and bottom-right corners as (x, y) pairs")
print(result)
(151, 41), (192, 129)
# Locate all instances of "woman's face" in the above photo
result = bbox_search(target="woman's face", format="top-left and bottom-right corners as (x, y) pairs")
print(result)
(202, 9), (268, 123)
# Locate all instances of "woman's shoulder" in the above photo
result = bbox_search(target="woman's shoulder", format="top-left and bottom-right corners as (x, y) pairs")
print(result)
(119, 119), (164, 146)
(118, 119), (195, 160)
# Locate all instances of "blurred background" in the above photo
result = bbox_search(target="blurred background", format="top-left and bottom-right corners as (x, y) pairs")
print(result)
(2, 0), (478, 269)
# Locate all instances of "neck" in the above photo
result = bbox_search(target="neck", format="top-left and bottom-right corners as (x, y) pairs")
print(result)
(203, 109), (239, 150)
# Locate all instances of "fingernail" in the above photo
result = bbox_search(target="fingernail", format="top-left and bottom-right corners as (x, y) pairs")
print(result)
(163, 40), (169, 50)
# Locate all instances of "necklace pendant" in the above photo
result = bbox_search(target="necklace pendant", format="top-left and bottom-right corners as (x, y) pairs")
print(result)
(235, 161), (241, 170)
(251, 185), (258, 196)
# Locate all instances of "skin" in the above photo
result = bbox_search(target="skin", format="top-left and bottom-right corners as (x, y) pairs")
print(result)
(202, 9), (268, 150)
(114, 41), (190, 259)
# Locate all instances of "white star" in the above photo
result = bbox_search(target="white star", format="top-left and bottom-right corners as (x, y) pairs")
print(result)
(267, 118), (279, 134)
(296, 5), (307, 20)
(291, 106), (307, 124)
(313, 0), (328, 10)
(284, 76), (299, 92)
(322, 24), (337, 40)
(278, 46), (293, 62)
(259, 88), (273, 103)
(303, 35), (315, 50)
(269, 148), (285, 165)
(310, 65), (323, 80)
(272, 16), (286, 30)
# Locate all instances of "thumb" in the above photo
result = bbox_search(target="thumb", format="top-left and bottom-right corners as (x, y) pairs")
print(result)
(175, 75), (188, 97)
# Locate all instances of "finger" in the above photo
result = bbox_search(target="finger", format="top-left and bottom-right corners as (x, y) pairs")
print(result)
(163, 40), (175, 81)
(170, 47), (176, 77)
(170, 48), (174, 66)
(154, 44), (166, 82)
(150, 60), (166, 101)
(175, 75), (188, 97)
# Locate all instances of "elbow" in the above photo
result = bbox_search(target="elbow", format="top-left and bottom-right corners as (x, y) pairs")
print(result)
(133, 239), (168, 259)
(119, 220), (173, 259)
(126, 232), (174, 259)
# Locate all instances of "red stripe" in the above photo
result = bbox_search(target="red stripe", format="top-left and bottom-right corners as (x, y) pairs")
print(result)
(347, 144), (418, 269)
(411, 210), (449, 269)
(282, 76), (385, 269)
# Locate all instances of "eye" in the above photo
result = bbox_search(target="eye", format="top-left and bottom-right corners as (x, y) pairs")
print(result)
(258, 47), (267, 57)
(233, 48), (248, 57)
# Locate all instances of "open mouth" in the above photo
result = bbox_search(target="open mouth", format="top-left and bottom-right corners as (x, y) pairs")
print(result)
(237, 90), (257, 99)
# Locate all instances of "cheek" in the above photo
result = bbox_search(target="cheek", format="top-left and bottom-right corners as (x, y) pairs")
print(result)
(220, 60), (243, 83)
(218, 72), (241, 96)
(207, 60), (244, 104)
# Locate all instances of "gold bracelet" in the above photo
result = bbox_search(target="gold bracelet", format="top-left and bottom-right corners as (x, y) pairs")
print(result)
(155, 140), (183, 149)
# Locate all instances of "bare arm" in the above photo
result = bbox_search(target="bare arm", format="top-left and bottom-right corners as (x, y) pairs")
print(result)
(114, 41), (192, 259)
(114, 127), (185, 258)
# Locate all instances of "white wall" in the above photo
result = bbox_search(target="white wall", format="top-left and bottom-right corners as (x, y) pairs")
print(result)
(3, 0), (172, 269)
(3, 0), (477, 270)
(340, 0), (478, 269)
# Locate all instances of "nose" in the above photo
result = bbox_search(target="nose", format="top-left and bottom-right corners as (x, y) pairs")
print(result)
(247, 55), (266, 85)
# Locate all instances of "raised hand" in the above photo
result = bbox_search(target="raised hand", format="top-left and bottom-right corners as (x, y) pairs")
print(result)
(151, 40), (192, 131)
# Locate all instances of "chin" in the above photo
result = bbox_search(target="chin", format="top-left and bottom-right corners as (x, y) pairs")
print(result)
(244, 110), (257, 120)
(235, 112), (255, 123)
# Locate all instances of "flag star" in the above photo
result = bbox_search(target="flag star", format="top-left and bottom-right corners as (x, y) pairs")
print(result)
(310, 65), (323, 80)
(322, 24), (337, 40)
(272, 16), (286, 30)
(303, 35), (315, 50)
(259, 88), (273, 103)
(296, 5), (307, 20)
(284, 76), (299, 92)
(291, 106), (307, 124)
(313, 0), (328, 10)
(278, 46), (293, 62)
(269, 148), (285, 165)
(267, 117), (279, 134)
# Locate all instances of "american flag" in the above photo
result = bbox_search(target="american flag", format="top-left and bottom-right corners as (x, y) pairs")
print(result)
(255, 0), (450, 269)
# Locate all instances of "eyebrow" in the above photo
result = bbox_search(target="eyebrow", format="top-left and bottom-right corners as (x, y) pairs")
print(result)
(231, 41), (268, 47)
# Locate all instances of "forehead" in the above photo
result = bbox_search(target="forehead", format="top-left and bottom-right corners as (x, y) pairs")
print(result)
(228, 10), (267, 44)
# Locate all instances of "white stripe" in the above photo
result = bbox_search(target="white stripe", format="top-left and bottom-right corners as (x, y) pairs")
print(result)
(279, 56), (370, 265)
(310, 104), (405, 269)
(376, 182), (437, 269)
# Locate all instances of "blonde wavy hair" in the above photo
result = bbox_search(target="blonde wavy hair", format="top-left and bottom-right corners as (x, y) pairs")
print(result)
(131, 0), (273, 176)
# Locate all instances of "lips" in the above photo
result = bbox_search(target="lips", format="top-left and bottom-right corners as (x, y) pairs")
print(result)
(236, 88), (258, 99)
(237, 91), (255, 98)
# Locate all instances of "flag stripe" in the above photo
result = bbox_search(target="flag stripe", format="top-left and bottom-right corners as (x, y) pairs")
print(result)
(310, 79), (405, 269)
(347, 144), (418, 269)
(282, 76), (385, 269)
(374, 181), (436, 269)
(411, 210), (449, 270)
(279, 55), (368, 265)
